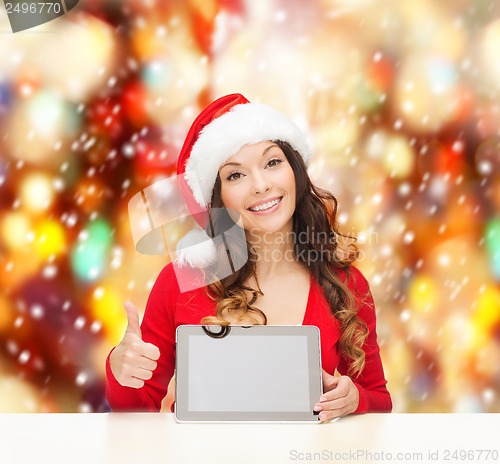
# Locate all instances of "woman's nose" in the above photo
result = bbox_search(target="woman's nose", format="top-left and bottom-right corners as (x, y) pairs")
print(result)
(251, 172), (271, 195)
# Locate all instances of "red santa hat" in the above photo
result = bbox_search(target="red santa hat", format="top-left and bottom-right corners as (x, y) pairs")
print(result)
(175, 93), (312, 268)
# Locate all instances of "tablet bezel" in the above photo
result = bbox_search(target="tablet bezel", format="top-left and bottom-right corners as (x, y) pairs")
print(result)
(174, 325), (322, 422)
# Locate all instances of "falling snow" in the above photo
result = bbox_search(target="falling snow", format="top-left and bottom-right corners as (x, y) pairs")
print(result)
(0, 0), (499, 416)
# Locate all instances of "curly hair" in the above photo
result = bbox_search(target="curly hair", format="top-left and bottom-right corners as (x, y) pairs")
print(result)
(199, 141), (369, 377)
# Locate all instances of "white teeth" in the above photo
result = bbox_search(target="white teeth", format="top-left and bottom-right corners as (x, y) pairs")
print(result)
(248, 197), (281, 212)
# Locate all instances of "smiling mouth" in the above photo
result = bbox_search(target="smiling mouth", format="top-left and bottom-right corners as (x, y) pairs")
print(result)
(247, 197), (283, 212)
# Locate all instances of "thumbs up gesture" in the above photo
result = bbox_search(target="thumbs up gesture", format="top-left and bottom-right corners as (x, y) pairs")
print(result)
(109, 302), (161, 388)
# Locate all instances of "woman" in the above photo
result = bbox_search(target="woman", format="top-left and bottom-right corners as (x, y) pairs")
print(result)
(106, 94), (392, 422)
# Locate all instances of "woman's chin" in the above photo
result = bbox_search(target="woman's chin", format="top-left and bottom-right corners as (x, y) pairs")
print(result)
(244, 217), (293, 237)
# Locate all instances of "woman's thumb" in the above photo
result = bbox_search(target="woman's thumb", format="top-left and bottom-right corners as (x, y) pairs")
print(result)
(123, 301), (142, 338)
(322, 369), (339, 390)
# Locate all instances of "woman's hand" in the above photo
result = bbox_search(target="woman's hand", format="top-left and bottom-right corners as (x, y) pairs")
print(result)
(314, 369), (359, 423)
(109, 302), (160, 388)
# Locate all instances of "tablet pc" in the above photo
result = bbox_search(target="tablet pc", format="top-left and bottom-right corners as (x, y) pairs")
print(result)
(175, 325), (322, 422)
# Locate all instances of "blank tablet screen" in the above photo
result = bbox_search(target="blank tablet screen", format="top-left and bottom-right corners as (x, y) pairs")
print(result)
(175, 325), (322, 422)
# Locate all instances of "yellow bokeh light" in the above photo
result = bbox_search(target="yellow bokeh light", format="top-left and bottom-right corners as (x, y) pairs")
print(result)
(5, 90), (78, 167)
(0, 212), (31, 250)
(383, 135), (415, 178)
(91, 286), (127, 344)
(409, 274), (439, 312)
(316, 114), (361, 157)
(0, 376), (42, 413)
(397, 0), (466, 59)
(479, 18), (500, 92)
(35, 14), (117, 102)
(20, 173), (54, 213)
(472, 286), (500, 333)
(33, 220), (67, 259)
(393, 54), (460, 133)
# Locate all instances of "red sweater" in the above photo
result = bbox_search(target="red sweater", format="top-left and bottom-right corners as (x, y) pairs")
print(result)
(106, 263), (392, 414)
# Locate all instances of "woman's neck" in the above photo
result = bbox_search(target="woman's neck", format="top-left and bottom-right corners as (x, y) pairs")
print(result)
(246, 229), (301, 280)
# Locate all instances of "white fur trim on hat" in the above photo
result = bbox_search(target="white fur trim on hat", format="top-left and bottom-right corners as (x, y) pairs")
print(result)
(184, 102), (312, 208)
(176, 229), (217, 268)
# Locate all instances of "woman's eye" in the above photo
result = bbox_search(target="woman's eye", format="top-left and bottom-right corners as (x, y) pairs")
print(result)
(267, 158), (284, 168)
(226, 172), (243, 181)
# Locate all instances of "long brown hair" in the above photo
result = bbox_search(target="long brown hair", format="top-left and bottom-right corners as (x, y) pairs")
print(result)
(200, 141), (368, 377)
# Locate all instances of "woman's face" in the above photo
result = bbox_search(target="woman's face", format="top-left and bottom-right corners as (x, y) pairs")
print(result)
(218, 141), (296, 238)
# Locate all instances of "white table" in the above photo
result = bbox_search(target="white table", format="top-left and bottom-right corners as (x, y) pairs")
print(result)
(0, 413), (499, 464)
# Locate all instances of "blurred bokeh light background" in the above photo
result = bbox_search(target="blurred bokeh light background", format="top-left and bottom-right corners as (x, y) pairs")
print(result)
(1, 0), (500, 413)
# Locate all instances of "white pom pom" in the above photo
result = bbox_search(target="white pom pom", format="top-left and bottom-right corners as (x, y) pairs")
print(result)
(176, 229), (217, 268)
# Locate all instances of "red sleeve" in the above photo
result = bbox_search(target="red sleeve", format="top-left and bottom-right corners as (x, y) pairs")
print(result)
(336, 266), (392, 413)
(105, 264), (178, 411)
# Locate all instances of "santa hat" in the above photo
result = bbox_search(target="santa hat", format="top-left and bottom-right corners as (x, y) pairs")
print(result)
(175, 93), (312, 269)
